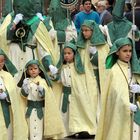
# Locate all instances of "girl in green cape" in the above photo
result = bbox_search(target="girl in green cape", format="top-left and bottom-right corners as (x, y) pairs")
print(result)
(96, 37), (140, 140)
(76, 20), (110, 113)
(56, 41), (96, 138)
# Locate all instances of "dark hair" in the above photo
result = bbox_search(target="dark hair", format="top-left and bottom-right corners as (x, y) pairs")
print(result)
(107, 0), (115, 5)
(125, 3), (132, 12)
(63, 47), (75, 64)
(91, 4), (96, 11)
(82, 0), (91, 5)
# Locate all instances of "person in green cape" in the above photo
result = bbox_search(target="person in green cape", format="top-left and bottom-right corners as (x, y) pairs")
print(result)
(76, 20), (110, 99)
(96, 37), (140, 140)
(75, 20), (110, 138)
(56, 41), (96, 138)
(0, 0), (59, 83)
(48, 0), (77, 43)
(47, 0), (78, 109)
(99, 0), (140, 47)
(76, 20), (109, 135)
(0, 48), (28, 140)
(20, 59), (64, 139)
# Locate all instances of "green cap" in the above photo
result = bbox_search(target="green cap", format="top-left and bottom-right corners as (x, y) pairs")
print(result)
(64, 41), (77, 52)
(25, 59), (40, 69)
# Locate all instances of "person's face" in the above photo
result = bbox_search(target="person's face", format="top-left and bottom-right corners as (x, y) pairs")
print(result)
(0, 55), (5, 71)
(27, 64), (40, 78)
(81, 26), (93, 39)
(64, 48), (74, 63)
(83, 1), (92, 12)
(116, 45), (132, 63)
(96, 3), (105, 13)
(79, 4), (84, 11)
(105, 0), (110, 8)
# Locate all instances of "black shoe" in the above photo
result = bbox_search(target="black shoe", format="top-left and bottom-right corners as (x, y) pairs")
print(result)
(77, 131), (95, 139)
(66, 131), (95, 139)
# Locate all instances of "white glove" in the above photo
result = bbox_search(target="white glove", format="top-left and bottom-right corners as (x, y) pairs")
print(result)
(23, 78), (29, 85)
(130, 103), (137, 112)
(65, 23), (77, 42)
(0, 84), (5, 92)
(66, 30), (74, 42)
(38, 85), (44, 93)
(13, 13), (23, 25)
(130, 84), (140, 94)
(22, 78), (30, 94)
(132, 24), (138, 31)
(36, 12), (44, 21)
(38, 85), (44, 97)
(49, 65), (58, 75)
(0, 92), (7, 100)
(49, 28), (57, 40)
(89, 46), (97, 55)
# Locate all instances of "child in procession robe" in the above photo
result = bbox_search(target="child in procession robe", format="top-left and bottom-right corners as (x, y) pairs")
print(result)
(96, 37), (140, 140)
(0, 48), (28, 140)
(56, 41), (97, 139)
(76, 19), (109, 97)
(20, 59), (64, 140)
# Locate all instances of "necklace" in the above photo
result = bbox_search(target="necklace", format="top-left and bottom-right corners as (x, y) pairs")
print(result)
(117, 62), (134, 100)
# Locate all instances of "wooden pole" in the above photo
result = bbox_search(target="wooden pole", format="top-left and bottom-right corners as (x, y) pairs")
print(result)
(131, 1), (136, 139)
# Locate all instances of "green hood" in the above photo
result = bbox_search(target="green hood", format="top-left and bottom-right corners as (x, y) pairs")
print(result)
(13, 0), (44, 21)
(57, 41), (85, 74)
(107, 0), (132, 43)
(107, 19), (132, 43)
(106, 37), (140, 74)
(13, 0), (25, 15)
(18, 59), (52, 87)
(0, 48), (17, 76)
(48, 0), (71, 30)
(25, 59), (42, 69)
(77, 20), (106, 48)
(112, 0), (125, 19)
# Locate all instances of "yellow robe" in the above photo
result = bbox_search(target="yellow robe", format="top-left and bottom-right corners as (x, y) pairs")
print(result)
(80, 42), (99, 133)
(61, 61), (98, 134)
(78, 41), (109, 120)
(21, 76), (64, 139)
(96, 42), (110, 95)
(0, 70), (28, 140)
(96, 60), (137, 140)
(79, 41), (109, 94)
(0, 14), (12, 54)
